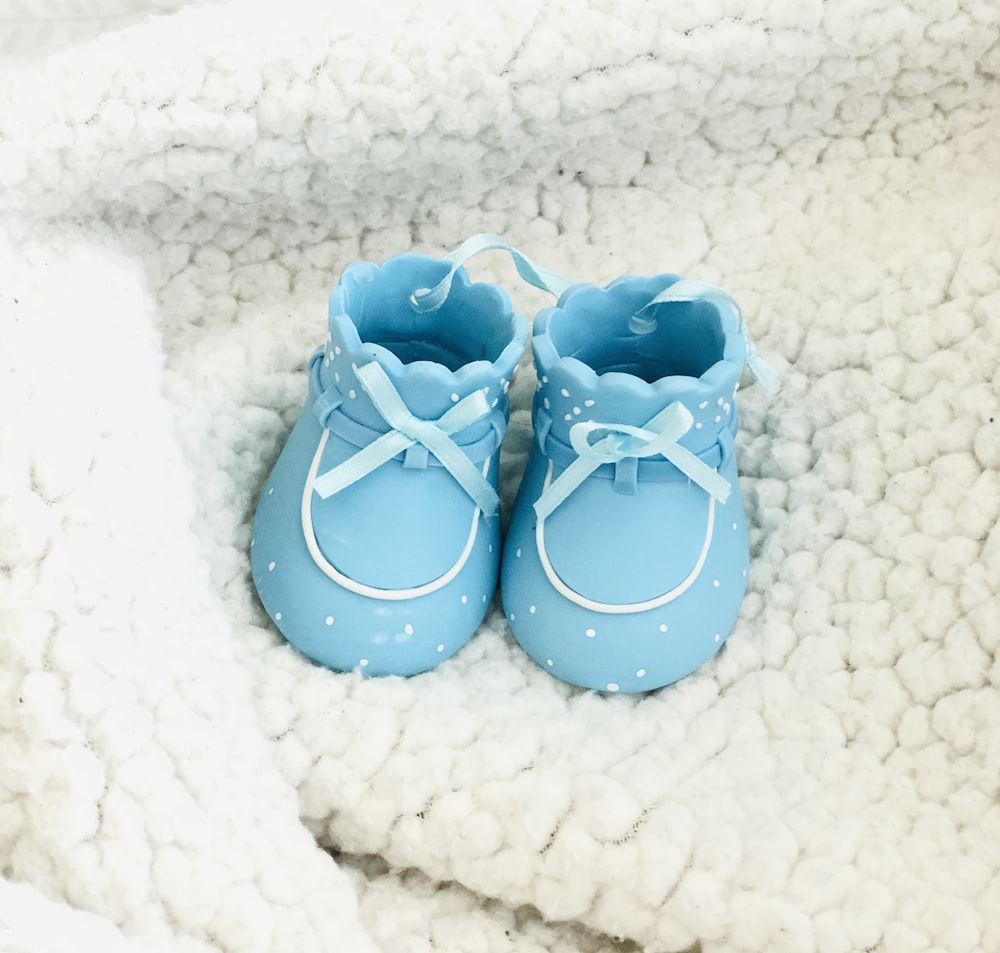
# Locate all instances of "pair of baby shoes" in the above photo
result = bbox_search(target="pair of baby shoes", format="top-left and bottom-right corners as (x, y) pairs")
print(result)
(250, 236), (776, 693)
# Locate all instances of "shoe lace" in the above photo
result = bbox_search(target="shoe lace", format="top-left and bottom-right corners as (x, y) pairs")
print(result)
(314, 239), (777, 518)
(312, 361), (501, 514)
(533, 401), (732, 520)
(312, 235), (571, 514)
(533, 278), (778, 517)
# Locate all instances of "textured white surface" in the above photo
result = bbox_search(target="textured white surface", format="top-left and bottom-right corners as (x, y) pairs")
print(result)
(1, 1), (999, 951)
(0, 0), (215, 69)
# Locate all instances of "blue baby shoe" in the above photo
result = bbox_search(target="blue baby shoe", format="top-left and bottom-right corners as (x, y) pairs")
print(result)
(251, 249), (529, 676)
(501, 276), (777, 693)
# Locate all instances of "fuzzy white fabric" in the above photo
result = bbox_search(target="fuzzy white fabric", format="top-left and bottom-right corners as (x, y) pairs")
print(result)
(2, 1), (999, 951)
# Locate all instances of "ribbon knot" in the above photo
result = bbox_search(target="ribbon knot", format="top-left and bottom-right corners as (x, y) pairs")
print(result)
(312, 362), (501, 515)
(534, 401), (731, 520)
(569, 419), (683, 465)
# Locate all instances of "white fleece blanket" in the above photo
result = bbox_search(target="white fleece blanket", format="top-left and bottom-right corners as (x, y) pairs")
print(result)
(2, 1), (999, 951)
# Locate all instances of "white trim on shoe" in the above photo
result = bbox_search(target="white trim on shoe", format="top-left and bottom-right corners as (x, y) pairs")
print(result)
(301, 429), (488, 600)
(534, 460), (715, 614)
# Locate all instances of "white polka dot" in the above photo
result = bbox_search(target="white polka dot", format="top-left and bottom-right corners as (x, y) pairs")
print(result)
(636, 668), (646, 678)
(573, 406), (581, 415)
(724, 402), (731, 412)
(742, 568), (747, 577)
(695, 422), (703, 429)
(359, 658), (368, 666)
(543, 397), (551, 410)
(584, 399), (595, 407)
(404, 623), (414, 635)
(461, 595), (468, 604)
(715, 415), (722, 423)
(606, 683), (620, 692)
(699, 401), (709, 409)
(529, 605), (536, 614)
(510, 613), (516, 622)
(560, 388), (570, 397)
(334, 371), (340, 383)
(659, 623), (668, 632)
(451, 393), (459, 402)
(488, 543), (493, 553)
(274, 612), (282, 621)
(250, 538), (254, 548)
(546, 658), (554, 666)
(267, 487), (274, 495)
(717, 397), (724, 406)
(515, 548), (522, 558)
(348, 389), (357, 399)
(334, 346), (342, 355)
(436, 644), (444, 652)
(542, 376), (549, 383)
(325, 616), (334, 625)
(564, 413), (572, 421)
(713, 579), (720, 588)
(482, 594), (488, 603)
(324, 356), (330, 366)
(732, 521), (738, 531)
(268, 561), (276, 571)
(585, 628), (596, 638)
(491, 397), (499, 408)
(502, 380), (510, 393)
(714, 633), (721, 642)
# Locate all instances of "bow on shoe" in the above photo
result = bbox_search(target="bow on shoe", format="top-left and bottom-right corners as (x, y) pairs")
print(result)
(312, 361), (501, 515)
(533, 401), (732, 520)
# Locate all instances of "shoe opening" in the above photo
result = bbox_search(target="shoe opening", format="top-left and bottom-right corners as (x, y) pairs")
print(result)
(339, 254), (517, 371)
(549, 281), (727, 383)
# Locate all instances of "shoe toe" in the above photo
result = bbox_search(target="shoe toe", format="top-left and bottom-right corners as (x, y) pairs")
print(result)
(502, 453), (749, 693)
(252, 410), (498, 676)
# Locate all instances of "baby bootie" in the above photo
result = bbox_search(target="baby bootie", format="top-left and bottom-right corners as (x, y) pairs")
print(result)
(251, 249), (529, 676)
(501, 276), (777, 693)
